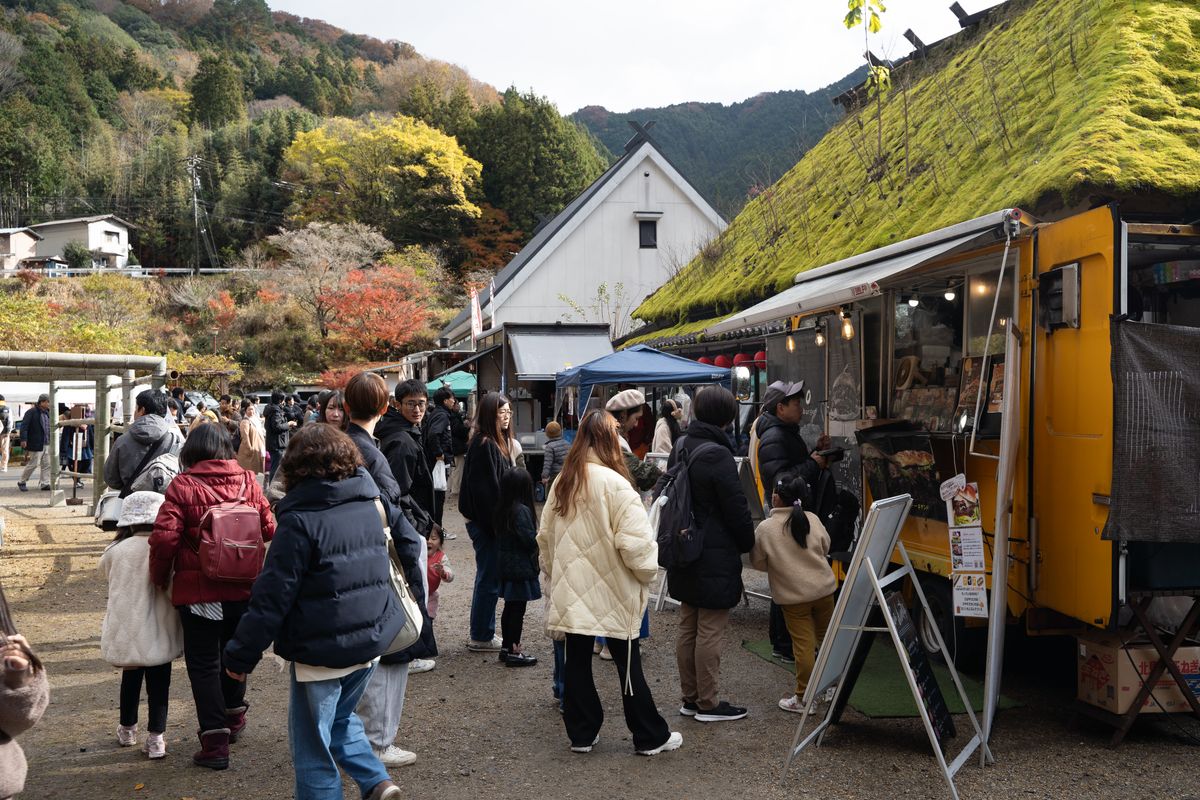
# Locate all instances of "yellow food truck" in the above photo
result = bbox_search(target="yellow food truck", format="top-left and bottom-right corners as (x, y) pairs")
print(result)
(703, 204), (1200, 662)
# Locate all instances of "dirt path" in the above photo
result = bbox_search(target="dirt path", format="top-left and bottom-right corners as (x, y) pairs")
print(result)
(2, 482), (1197, 800)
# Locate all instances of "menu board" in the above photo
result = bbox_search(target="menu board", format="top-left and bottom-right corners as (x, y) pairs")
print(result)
(885, 591), (956, 743)
(857, 427), (944, 521)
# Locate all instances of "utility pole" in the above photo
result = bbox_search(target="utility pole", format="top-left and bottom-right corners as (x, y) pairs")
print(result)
(185, 155), (220, 274)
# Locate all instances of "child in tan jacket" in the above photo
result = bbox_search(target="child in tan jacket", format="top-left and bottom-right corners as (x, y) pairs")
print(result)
(750, 472), (837, 714)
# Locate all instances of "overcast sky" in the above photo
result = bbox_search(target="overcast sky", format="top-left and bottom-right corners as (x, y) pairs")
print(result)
(268, 1), (1000, 114)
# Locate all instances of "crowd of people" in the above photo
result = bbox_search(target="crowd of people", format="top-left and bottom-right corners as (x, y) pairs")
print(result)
(0, 374), (850, 800)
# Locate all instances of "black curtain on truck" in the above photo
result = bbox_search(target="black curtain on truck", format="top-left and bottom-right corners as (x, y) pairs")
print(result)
(1104, 317), (1200, 543)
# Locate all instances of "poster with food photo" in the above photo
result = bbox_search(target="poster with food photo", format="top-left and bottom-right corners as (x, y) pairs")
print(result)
(947, 482), (981, 526)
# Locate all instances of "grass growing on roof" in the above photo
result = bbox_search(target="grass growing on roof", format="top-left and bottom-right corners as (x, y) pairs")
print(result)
(636, 0), (1200, 326)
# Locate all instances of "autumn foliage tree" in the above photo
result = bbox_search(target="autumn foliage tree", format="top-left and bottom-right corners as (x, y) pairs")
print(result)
(325, 261), (430, 358)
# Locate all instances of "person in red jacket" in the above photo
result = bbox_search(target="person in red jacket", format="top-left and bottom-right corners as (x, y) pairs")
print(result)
(148, 423), (275, 771)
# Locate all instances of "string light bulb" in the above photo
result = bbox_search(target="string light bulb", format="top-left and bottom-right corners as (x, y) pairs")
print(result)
(944, 282), (957, 302)
(839, 310), (855, 341)
(815, 328), (826, 347)
(908, 294), (920, 308)
(786, 333), (796, 353)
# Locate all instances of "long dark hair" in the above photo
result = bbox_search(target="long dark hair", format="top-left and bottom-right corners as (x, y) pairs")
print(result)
(552, 410), (633, 519)
(0, 579), (43, 671)
(660, 398), (682, 443)
(773, 471), (813, 549)
(494, 466), (535, 538)
(472, 392), (513, 461)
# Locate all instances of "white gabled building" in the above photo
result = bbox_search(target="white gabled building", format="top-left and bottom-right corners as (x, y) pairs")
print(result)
(441, 127), (726, 345)
(29, 214), (134, 271)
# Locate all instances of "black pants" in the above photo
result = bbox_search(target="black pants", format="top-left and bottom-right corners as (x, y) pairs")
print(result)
(562, 633), (670, 752)
(433, 490), (446, 526)
(267, 449), (283, 481)
(179, 603), (248, 732)
(770, 602), (793, 657)
(500, 601), (527, 650)
(119, 663), (172, 732)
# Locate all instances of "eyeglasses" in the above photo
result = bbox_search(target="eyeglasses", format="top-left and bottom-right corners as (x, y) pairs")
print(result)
(402, 400), (427, 410)
(497, 408), (513, 416)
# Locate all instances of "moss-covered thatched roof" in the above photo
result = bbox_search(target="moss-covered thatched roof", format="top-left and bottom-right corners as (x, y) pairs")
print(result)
(634, 0), (1200, 329)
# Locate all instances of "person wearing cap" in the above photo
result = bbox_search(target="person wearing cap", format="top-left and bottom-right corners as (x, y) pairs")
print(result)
(604, 389), (662, 492)
(100, 491), (184, 760)
(16, 394), (51, 492)
(749, 380), (830, 663)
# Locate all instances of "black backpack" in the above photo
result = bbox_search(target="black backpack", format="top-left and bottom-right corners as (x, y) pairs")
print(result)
(654, 441), (721, 570)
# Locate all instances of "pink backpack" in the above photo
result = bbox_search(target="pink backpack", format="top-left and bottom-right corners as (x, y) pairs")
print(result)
(194, 476), (266, 584)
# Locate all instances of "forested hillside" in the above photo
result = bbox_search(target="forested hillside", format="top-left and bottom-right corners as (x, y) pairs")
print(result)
(572, 68), (866, 216)
(0, 0), (609, 388)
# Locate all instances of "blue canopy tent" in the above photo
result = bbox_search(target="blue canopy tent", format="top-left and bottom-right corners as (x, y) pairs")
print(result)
(555, 345), (731, 416)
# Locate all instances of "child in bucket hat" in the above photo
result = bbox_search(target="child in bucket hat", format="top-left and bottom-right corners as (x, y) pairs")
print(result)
(99, 491), (184, 759)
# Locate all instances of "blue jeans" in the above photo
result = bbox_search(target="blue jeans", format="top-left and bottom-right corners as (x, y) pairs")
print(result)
(288, 663), (389, 800)
(597, 611), (651, 650)
(468, 521), (500, 642)
(552, 639), (566, 707)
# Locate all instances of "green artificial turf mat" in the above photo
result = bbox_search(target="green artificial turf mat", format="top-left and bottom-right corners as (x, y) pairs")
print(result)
(742, 638), (1021, 717)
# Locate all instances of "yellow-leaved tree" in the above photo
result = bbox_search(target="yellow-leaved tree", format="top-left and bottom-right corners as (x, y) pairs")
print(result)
(282, 114), (483, 246)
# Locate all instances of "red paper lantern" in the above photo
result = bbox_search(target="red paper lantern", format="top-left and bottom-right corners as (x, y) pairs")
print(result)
(697, 356), (714, 365)
(714, 355), (733, 368)
(732, 353), (751, 366)
(753, 350), (767, 367)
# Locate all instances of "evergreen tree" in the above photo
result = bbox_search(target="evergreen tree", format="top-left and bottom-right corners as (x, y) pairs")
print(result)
(190, 54), (245, 128)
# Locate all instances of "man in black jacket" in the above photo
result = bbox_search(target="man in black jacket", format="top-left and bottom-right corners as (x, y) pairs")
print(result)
(750, 380), (830, 662)
(264, 390), (295, 482)
(664, 387), (755, 723)
(17, 394), (51, 492)
(423, 387), (455, 526)
(377, 380), (436, 534)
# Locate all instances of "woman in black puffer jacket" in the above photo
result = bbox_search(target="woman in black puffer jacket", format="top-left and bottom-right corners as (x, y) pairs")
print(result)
(664, 387), (754, 724)
(223, 423), (410, 800)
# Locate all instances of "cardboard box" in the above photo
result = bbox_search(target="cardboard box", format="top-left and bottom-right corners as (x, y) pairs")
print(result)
(1077, 631), (1200, 715)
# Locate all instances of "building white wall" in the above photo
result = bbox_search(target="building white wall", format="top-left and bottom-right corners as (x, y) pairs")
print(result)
(0, 231), (39, 272)
(494, 153), (721, 339)
(33, 219), (130, 270)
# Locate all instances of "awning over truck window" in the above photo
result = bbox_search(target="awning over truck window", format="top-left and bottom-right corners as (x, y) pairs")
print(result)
(509, 332), (613, 381)
(435, 344), (499, 378)
(707, 231), (983, 335)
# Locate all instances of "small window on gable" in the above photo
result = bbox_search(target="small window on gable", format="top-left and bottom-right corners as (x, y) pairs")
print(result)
(639, 220), (657, 249)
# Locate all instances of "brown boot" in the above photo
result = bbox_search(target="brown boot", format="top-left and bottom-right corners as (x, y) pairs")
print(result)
(225, 706), (248, 743)
(193, 728), (230, 770)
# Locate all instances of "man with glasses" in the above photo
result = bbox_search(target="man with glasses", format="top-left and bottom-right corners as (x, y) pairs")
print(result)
(377, 380), (437, 535)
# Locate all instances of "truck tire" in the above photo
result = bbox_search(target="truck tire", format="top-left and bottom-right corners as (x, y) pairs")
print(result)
(914, 575), (986, 670)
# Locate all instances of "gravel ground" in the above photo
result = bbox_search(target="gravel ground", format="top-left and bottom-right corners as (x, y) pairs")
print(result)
(2, 475), (1198, 800)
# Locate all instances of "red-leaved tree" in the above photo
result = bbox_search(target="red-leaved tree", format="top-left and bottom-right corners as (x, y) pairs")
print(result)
(324, 264), (430, 358)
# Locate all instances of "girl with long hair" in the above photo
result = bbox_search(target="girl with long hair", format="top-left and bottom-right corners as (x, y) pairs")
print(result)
(459, 392), (514, 652)
(652, 398), (683, 454)
(318, 390), (348, 432)
(750, 471), (836, 714)
(537, 410), (681, 757)
(494, 467), (541, 666)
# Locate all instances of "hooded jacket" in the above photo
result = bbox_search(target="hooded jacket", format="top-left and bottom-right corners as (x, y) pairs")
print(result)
(750, 507), (837, 605)
(538, 453), (659, 640)
(423, 403), (453, 466)
(223, 469), (407, 674)
(664, 420), (756, 610)
(148, 459), (276, 605)
(753, 412), (820, 499)
(263, 402), (290, 452)
(103, 413), (185, 492)
(100, 530), (184, 667)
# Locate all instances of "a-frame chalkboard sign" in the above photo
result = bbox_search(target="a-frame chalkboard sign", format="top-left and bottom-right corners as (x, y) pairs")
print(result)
(782, 494), (993, 800)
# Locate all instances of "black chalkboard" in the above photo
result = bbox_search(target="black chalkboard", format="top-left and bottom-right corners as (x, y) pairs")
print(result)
(886, 591), (956, 742)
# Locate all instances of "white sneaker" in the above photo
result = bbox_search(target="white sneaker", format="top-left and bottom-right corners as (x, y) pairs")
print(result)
(117, 724), (137, 747)
(408, 658), (436, 674)
(778, 695), (807, 714)
(374, 745), (417, 767)
(467, 636), (504, 652)
(143, 732), (166, 759)
(570, 733), (600, 753)
(637, 730), (683, 756)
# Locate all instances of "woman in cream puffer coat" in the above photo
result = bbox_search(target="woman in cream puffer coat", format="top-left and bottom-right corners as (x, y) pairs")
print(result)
(537, 410), (682, 757)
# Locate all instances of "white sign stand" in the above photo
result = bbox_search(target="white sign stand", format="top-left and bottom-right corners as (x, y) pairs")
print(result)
(783, 495), (993, 800)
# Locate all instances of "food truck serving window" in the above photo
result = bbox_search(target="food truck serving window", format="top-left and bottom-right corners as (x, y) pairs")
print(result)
(508, 333), (613, 380)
